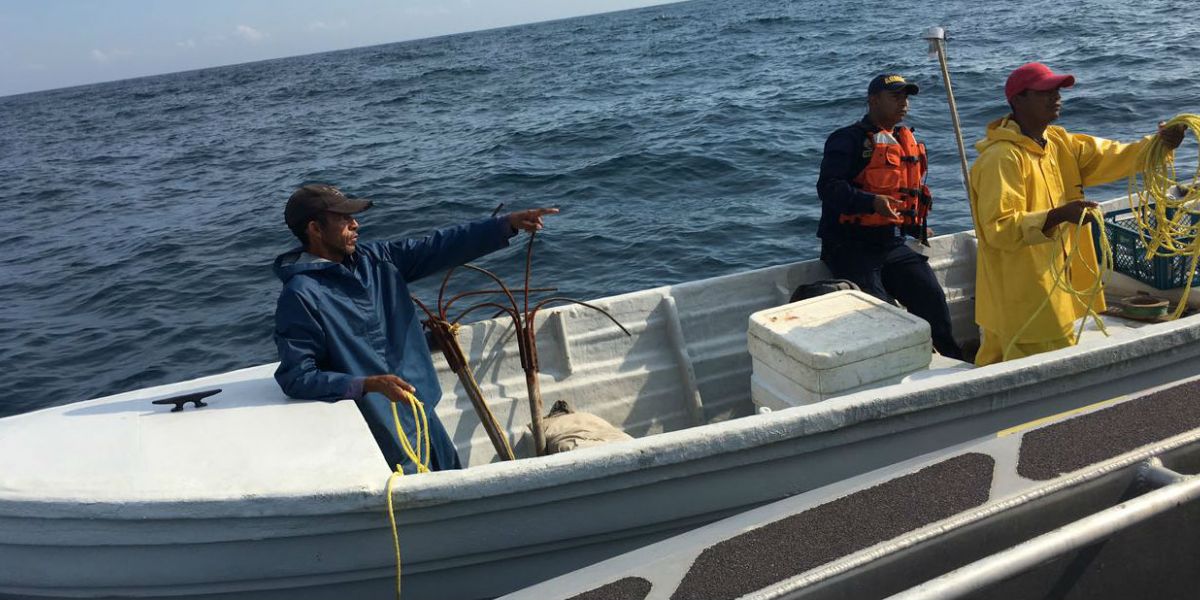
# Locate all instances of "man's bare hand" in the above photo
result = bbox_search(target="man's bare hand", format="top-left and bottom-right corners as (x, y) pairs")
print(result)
(873, 195), (901, 220)
(508, 207), (560, 233)
(1159, 121), (1186, 150)
(363, 374), (416, 404)
(1044, 200), (1100, 234)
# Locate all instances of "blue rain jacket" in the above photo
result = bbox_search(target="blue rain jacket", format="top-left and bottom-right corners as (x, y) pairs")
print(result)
(273, 216), (514, 473)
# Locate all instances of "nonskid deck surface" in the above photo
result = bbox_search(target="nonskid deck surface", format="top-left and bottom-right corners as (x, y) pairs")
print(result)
(521, 376), (1200, 600)
(1017, 379), (1200, 480)
(665, 453), (995, 600)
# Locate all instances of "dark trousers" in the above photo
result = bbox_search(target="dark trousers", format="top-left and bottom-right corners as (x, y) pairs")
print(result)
(822, 240), (963, 360)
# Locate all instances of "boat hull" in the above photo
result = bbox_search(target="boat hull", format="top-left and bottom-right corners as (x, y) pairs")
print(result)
(5, 204), (1200, 598)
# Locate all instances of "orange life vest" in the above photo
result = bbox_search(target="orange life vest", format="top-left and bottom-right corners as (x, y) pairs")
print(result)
(839, 125), (932, 240)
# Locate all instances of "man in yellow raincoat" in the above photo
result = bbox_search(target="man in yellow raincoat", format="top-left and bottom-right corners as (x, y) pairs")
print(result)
(969, 62), (1185, 366)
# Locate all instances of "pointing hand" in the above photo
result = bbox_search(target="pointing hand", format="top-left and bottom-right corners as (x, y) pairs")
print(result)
(508, 207), (561, 233)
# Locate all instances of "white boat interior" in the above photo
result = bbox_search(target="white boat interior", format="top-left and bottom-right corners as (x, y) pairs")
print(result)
(3, 198), (1200, 599)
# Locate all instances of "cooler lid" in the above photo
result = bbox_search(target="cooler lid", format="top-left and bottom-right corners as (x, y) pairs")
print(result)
(748, 290), (931, 370)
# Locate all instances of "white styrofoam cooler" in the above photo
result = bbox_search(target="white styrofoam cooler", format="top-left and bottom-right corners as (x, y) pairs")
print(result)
(748, 290), (933, 409)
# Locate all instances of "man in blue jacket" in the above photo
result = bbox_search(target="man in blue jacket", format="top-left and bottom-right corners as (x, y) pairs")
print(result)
(273, 183), (557, 473)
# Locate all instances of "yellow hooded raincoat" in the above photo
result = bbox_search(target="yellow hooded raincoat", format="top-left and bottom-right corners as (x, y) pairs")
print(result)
(969, 116), (1151, 365)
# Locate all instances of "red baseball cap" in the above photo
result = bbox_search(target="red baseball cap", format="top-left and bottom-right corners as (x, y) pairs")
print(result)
(1005, 62), (1075, 102)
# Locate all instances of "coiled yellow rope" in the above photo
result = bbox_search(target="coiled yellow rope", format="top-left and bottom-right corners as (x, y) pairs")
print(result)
(385, 389), (431, 599)
(1003, 207), (1112, 362)
(1127, 113), (1200, 319)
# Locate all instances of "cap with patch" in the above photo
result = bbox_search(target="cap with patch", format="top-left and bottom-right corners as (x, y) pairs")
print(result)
(868, 74), (920, 96)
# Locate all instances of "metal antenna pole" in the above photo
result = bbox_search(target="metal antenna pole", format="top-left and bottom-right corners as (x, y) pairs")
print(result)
(924, 26), (972, 207)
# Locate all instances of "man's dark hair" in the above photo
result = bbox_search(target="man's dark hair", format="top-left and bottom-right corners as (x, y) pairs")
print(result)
(290, 212), (329, 247)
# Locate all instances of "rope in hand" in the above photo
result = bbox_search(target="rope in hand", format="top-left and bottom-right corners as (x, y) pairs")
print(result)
(1003, 206), (1113, 362)
(385, 389), (431, 599)
(1127, 113), (1200, 320)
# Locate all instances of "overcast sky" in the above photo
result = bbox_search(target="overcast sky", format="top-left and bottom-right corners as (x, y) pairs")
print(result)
(0, 0), (681, 97)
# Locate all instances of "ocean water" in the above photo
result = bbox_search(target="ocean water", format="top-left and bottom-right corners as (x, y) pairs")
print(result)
(2, 0), (1198, 417)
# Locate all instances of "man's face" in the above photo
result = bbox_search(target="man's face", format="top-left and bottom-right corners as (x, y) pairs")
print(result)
(869, 90), (910, 126)
(1012, 88), (1062, 124)
(313, 212), (359, 257)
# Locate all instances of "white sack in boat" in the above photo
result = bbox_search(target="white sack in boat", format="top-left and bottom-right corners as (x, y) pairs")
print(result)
(535, 400), (633, 454)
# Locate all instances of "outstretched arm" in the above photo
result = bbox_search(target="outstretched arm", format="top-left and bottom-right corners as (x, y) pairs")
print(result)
(1072, 120), (1184, 188)
(383, 208), (560, 282)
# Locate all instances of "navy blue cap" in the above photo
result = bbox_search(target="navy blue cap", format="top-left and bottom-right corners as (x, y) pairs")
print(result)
(868, 74), (920, 96)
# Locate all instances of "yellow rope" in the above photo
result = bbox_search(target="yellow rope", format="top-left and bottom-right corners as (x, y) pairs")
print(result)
(385, 389), (432, 600)
(1127, 113), (1200, 319)
(1002, 206), (1112, 362)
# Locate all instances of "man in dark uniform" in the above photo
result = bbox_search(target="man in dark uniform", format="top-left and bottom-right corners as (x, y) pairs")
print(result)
(815, 74), (962, 359)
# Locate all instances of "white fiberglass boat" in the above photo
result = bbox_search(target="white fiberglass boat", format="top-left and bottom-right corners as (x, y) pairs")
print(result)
(3, 198), (1200, 599)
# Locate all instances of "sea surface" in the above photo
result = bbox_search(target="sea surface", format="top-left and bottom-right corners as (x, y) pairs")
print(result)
(2, 0), (1198, 417)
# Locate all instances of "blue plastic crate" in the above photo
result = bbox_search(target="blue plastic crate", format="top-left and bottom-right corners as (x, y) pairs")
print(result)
(1097, 206), (1200, 290)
